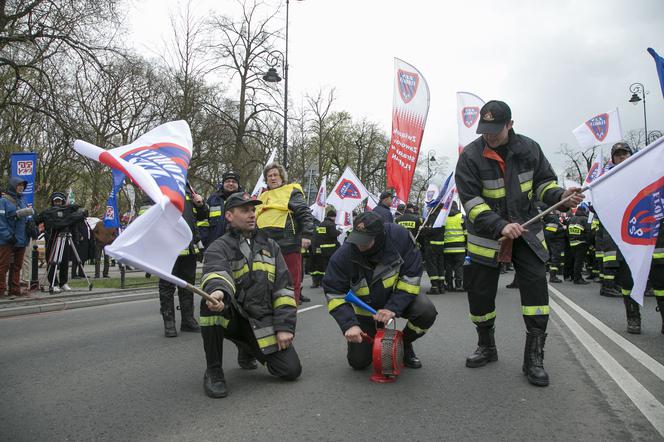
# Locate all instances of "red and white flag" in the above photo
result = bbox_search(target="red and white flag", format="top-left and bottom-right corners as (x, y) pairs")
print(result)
(74, 121), (193, 287)
(326, 167), (370, 214)
(456, 91), (485, 154)
(309, 177), (327, 223)
(386, 58), (430, 202)
(251, 147), (278, 197)
(572, 108), (624, 148)
(589, 137), (664, 304)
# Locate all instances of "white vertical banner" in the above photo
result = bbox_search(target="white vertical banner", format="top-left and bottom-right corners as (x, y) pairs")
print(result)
(456, 91), (485, 154)
(309, 177), (327, 223)
(251, 147), (278, 197)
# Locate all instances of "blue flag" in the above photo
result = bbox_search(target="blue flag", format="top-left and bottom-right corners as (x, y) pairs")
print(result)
(647, 47), (664, 100)
(426, 172), (454, 208)
(103, 169), (125, 228)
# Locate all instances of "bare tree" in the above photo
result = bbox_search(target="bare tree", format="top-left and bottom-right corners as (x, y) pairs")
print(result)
(557, 143), (600, 184)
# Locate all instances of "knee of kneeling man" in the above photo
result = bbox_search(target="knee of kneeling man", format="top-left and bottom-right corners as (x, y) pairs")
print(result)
(280, 363), (302, 381)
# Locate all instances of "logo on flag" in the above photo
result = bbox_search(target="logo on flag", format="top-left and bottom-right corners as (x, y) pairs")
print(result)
(109, 143), (190, 212)
(585, 163), (603, 184)
(426, 190), (436, 201)
(105, 205), (116, 220)
(397, 69), (419, 104)
(585, 114), (609, 142)
(462, 107), (480, 128)
(621, 177), (664, 245)
(336, 179), (361, 199)
(17, 160), (34, 176)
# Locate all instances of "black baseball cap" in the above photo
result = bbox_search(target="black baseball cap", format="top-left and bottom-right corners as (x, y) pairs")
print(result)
(379, 190), (394, 200)
(224, 192), (261, 212)
(222, 171), (240, 183)
(346, 212), (385, 247)
(610, 142), (632, 158)
(476, 100), (512, 135)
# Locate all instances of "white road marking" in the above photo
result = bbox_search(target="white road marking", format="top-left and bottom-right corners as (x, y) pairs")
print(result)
(549, 285), (664, 382)
(297, 304), (323, 314)
(550, 298), (664, 437)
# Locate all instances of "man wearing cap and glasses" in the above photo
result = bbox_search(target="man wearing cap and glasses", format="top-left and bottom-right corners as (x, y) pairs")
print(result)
(455, 100), (584, 387)
(198, 192), (301, 398)
(322, 212), (437, 370)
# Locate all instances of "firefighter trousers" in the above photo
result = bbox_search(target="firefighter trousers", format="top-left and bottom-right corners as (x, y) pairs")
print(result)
(347, 294), (438, 370)
(465, 237), (549, 332)
(199, 300), (302, 380)
(444, 253), (464, 289)
(571, 244), (588, 282)
(424, 246), (445, 287)
(158, 254), (197, 317)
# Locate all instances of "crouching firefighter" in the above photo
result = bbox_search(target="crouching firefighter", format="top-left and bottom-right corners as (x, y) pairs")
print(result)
(322, 212), (438, 370)
(199, 192), (302, 398)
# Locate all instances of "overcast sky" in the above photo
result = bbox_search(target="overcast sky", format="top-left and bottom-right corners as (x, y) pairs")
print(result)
(129, 0), (664, 175)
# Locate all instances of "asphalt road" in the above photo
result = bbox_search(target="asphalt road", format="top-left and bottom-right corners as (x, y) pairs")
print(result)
(1, 274), (663, 441)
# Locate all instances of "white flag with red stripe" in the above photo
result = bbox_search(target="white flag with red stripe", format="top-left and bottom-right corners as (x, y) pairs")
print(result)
(73, 121), (193, 287)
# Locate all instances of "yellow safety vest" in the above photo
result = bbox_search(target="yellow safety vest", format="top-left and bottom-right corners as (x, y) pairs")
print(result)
(257, 183), (303, 229)
(444, 213), (466, 253)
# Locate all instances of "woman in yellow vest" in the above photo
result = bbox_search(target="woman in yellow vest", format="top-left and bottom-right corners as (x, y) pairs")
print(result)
(257, 163), (315, 304)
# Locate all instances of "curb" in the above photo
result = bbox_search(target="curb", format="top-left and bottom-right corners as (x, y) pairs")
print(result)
(0, 291), (159, 318)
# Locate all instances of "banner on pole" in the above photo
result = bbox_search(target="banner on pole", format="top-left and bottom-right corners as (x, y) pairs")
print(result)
(572, 108), (624, 148)
(456, 92), (485, 154)
(326, 167), (370, 214)
(10, 152), (37, 209)
(309, 177), (327, 223)
(386, 58), (430, 203)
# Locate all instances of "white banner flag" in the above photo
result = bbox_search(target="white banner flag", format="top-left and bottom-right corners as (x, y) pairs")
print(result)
(309, 177), (327, 223)
(572, 108), (624, 148)
(589, 137), (664, 304)
(433, 175), (457, 228)
(251, 147), (278, 197)
(365, 193), (379, 212)
(326, 167), (370, 214)
(457, 91), (485, 154)
(73, 121), (193, 287)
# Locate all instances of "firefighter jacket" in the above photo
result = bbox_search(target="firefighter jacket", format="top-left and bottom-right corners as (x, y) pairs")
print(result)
(200, 227), (297, 355)
(313, 218), (341, 257)
(568, 213), (589, 246)
(138, 190), (208, 255)
(257, 183), (314, 255)
(322, 223), (423, 333)
(197, 186), (244, 248)
(455, 130), (564, 267)
(443, 211), (466, 254)
(395, 212), (422, 239)
(372, 202), (394, 223)
(653, 219), (664, 266)
(542, 212), (565, 242)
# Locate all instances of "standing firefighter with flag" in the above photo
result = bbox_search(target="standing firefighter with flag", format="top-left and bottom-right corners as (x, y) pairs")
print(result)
(455, 100), (584, 387)
(199, 192), (301, 398)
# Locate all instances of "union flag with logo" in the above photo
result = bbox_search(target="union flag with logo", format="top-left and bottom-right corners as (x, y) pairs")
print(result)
(386, 58), (430, 202)
(589, 137), (664, 304)
(456, 91), (485, 155)
(572, 108), (624, 148)
(326, 167), (370, 214)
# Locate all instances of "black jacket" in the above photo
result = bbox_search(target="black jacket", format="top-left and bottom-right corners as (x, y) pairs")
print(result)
(312, 217), (341, 257)
(322, 223), (423, 333)
(372, 203), (394, 224)
(201, 227), (297, 354)
(395, 212), (422, 238)
(455, 130), (564, 267)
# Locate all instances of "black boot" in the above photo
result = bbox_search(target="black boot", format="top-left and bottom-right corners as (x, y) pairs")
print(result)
(403, 342), (422, 368)
(160, 294), (177, 338)
(600, 280), (621, 297)
(624, 296), (641, 334)
(237, 346), (258, 370)
(548, 270), (562, 283)
(465, 326), (498, 368)
(426, 282), (439, 295)
(656, 297), (664, 335)
(506, 278), (519, 289)
(179, 293), (200, 332)
(523, 329), (549, 387)
(203, 367), (228, 398)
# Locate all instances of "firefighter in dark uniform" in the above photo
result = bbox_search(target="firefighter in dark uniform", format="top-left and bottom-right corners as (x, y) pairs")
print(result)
(455, 100), (584, 387)
(372, 190), (395, 223)
(310, 209), (341, 288)
(588, 217), (601, 282)
(567, 203), (591, 285)
(199, 192), (301, 398)
(198, 171), (242, 249)
(141, 185), (209, 338)
(395, 203), (422, 238)
(443, 201), (466, 291)
(542, 208), (565, 283)
(651, 219), (664, 335)
(419, 205), (446, 294)
(322, 212), (437, 370)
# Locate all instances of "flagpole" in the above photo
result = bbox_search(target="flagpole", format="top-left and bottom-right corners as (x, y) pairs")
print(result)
(414, 195), (446, 241)
(186, 283), (222, 306)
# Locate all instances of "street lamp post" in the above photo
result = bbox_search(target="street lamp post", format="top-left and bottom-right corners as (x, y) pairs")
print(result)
(426, 149), (437, 187)
(262, 0), (301, 169)
(628, 82), (648, 147)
